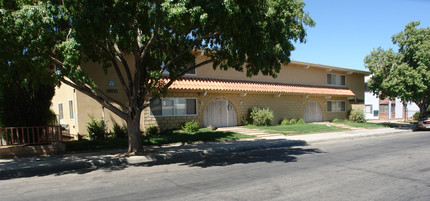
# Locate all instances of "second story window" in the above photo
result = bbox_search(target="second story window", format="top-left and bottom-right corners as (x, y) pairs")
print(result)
(162, 62), (197, 75)
(327, 73), (346, 86)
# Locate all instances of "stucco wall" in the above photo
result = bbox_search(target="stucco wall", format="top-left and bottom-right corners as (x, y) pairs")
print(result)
(52, 55), (367, 134)
(51, 82), (79, 135)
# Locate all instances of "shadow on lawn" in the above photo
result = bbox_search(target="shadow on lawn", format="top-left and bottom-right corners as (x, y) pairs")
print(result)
(0, 139), (321, 180)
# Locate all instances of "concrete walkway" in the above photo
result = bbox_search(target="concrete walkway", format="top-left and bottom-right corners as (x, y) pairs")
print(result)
(217, 127), (286, 139)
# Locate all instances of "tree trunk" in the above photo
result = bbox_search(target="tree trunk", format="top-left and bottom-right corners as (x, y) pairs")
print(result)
(126, 110), (144, 155)
(418, 102), (426, 119)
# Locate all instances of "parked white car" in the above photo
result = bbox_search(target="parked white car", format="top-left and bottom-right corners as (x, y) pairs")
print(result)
(417, 112), (430, 130)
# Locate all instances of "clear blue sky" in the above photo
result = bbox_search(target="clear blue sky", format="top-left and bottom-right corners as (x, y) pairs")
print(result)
(291, 0), (430, 71)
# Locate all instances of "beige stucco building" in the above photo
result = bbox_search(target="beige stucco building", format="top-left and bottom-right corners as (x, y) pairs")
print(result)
(51, 56), (370, 138)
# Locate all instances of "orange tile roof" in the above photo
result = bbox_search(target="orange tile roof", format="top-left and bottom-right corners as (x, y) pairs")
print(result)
(165, 78), (355, 96)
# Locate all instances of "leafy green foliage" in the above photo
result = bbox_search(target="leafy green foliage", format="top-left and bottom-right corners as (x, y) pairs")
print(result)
(280, 119), (290, 125)
(349, 108), (366, 123)
(289, 119), (297, 125)
(297, 118), (305, 124)
(248, 107), (274, 126)
(112, 123), (127, 139)
(413, 112), (420, 121)
(241, 116), (250, 126)
(1, 0), (314, 153)
(365, 21), (430, 117)
(0, 1), (59, 127)
(331, 118), (341, 123)
(145, 125), (159, 136)
(87, 116), (105, 140)
(245, 124), (348, 135)
(181, 120), (200, 133)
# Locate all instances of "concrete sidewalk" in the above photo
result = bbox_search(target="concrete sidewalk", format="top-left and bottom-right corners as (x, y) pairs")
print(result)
(0, 127), (410, 180)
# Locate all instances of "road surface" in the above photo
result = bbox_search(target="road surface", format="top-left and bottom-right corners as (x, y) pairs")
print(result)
(1, 130), (429, 201)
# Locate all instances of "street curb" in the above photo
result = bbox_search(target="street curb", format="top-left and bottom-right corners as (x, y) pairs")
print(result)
(0, 127), (413, 179)
(0, 139), (307, 180)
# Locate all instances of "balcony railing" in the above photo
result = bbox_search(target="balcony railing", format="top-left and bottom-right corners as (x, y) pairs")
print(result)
(0, 126), (62, 146)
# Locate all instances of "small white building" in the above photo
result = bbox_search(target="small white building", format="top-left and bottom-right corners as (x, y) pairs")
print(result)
(364, 76), (419, 120)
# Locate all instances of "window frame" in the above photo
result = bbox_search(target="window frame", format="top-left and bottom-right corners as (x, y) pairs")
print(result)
(364, 104), (373, 114)
(162, 64), (197, 76)
(326, 100), (346, 112)
(149, 97), (198, 117)
(327, 73), (346, 86)
(68, 99), (74, 120)
(58, 103), (64, 120)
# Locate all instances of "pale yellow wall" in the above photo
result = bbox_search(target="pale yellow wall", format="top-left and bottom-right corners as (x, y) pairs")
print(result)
(52, 81), (127, 137)
(80, 55), (367, 105)
(75, 90), (127, 136)
(51, 82), (79, 135)
(194, 56), (366, 100)
(52, 55), (366, 133)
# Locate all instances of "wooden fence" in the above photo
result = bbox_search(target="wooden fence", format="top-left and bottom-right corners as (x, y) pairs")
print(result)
(0, 126), (62, 146)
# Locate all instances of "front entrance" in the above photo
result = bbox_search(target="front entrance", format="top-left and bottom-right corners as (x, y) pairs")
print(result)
(304, 101), (323, 122)
(204, 98), (237, 127)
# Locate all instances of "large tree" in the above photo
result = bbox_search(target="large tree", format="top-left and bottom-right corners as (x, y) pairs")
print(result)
(364, 21), (430, 118)
(1, 0), (314, 154)
(0, 1), (57, 127)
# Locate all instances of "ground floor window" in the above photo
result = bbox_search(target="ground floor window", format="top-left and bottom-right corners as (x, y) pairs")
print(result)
(150, 98), (197, 116)
(365, 104), (372, 114)
(380, 104), (388, 113)
(327, 100), (346, 112)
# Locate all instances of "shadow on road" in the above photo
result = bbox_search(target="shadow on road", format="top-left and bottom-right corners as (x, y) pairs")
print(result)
(0, 139), (321, 179)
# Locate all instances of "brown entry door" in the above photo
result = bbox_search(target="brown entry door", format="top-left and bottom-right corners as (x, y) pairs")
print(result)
(304, 101), (323, 122)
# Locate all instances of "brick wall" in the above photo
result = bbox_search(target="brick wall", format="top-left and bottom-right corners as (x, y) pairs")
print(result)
(142, 91), (353, 130)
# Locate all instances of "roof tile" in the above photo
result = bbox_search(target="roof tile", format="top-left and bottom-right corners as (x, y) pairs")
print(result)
(165, 78), (355, 96)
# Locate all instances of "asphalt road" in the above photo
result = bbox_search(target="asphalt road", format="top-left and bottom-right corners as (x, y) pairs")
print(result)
(1, 130), (430, 201)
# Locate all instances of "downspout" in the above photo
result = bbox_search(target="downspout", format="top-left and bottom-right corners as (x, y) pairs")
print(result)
(102, 106), (106, 138)
(388, 99), (391, 121)
(73, 89), (79, 140)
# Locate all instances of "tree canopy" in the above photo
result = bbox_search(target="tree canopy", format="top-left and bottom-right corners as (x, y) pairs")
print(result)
(364, 21), (430, 117)
(1, 0), (314, 154)
(0, 0), (57, 127)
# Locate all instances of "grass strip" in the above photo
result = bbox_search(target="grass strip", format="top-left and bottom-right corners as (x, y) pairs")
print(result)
(245, 123), (349, 135)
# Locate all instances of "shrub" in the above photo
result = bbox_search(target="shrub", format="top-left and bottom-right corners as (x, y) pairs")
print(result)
(112, 123), (127, 139)
(289, 119), (297, 125)
(145, 125), (159, 136)
(87, 116), (105, 140)
(331, 118), (340, 123)
(280, 118), (290, 125)
(349, 108), (366, 123)
(249, 107), (274, 126)
(181, 120), (200, 132)
(241, 116), (250, 125)
(297, 118), (305, 124)
(413, 112), (420, 120)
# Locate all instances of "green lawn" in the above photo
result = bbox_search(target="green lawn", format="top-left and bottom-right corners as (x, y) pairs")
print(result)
(245, 123), (349, 135)
(332, 120), (390, 128)
(64, 128), (254, 152)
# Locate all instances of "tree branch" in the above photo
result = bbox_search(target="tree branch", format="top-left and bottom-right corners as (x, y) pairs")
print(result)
(140, 26), (158, 59)
(112, 43), (134, 96)
(164, 59), (213, 89)
(100, 44), (132, 99)
(60, 78), (128, 120)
